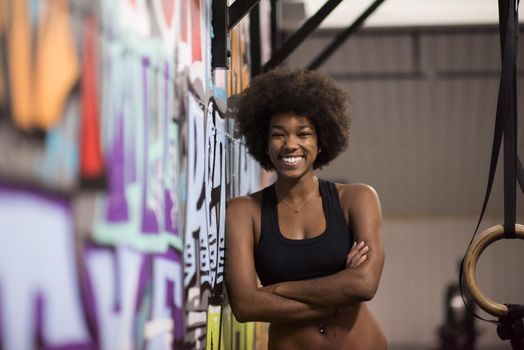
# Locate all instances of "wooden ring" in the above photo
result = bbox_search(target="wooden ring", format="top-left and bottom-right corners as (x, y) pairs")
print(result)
(463, 224), (524, 317)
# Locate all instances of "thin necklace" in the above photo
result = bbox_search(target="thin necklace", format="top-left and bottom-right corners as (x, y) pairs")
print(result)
(276, 178), (318, 214)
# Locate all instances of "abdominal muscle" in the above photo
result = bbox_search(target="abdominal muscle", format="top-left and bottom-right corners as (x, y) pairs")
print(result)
(267, 303), (386, 350)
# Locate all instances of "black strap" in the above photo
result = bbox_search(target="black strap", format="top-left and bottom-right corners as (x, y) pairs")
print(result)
(460, 0), (524, 327)
(469, 0), (523, 241)
(500, 0), (518, 237)
(480, 0), (520, 237)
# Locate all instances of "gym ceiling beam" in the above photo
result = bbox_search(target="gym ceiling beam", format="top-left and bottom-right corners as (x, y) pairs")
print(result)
(263, 0), (345, 72)
(307, 0), (386, 70)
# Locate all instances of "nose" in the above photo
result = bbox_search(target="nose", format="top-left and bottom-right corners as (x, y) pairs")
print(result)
(283, 135), (299, 150)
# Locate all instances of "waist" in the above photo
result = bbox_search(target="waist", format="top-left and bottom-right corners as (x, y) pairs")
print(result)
(268, 303), (386, 350)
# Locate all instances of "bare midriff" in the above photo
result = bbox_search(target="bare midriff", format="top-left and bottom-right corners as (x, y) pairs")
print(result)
(267, 303), (386, 350)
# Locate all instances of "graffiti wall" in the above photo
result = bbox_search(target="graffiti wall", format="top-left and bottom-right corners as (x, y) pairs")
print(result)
(0, 0), (264, 349)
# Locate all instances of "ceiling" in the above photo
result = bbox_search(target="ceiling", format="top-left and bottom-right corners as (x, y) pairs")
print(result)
(281, 0), (524, 29)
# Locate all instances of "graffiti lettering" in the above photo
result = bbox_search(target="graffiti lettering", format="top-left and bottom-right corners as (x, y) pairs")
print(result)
(0, 190), (90, 350)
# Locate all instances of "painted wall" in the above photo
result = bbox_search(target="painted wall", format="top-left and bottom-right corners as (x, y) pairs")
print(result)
(0, 0), (263, 349)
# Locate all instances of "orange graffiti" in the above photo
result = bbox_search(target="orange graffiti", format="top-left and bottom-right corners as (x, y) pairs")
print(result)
(227, 21), (251, 97)
(7, 0), (79, 131)
(8, 0), (32, 129)
(34, 0), (80, 130)
(0, 0), (7, 108)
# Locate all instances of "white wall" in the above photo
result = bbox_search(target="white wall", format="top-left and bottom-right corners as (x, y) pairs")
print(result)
(367, 216), (523, 348)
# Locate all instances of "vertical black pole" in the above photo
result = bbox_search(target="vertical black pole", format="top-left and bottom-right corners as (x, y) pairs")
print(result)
(270, 0), (278, 53)
(250, 4), (261, 77)
(212, 0), (228, 68)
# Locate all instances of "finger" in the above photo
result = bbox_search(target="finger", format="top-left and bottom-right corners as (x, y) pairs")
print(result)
(347, 243), (368, 265)
(347, 247), (358, 260)
(348, 241), (365, 255)
(349, 246), (369, 268)
(346, 242), (358, 260)
(351, 253), (368, 268)
(346, 251), (357, 267)
(350, 244), (369, 261)
(347, 242), (369, 267)
(346, 254), (354, 267)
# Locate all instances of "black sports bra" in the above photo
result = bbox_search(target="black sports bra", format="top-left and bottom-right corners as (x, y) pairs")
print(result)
(254, 179), (353, 286)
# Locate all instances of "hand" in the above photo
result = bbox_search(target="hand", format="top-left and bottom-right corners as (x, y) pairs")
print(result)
(346, 241), (369, 269)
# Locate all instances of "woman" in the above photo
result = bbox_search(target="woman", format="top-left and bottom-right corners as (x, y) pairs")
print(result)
(226, 68), (386, 349)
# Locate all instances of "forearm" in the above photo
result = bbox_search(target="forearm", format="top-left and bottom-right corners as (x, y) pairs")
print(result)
(271, 268), (378, 308)
(230, 287), (336, 323)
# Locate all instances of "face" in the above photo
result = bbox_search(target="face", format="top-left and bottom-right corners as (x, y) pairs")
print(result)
(267, 112), (319, 178)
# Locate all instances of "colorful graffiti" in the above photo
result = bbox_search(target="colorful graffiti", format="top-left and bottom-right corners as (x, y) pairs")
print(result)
(0, 0), (264, 349)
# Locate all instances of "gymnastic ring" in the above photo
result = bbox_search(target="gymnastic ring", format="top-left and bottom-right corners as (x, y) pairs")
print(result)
(463, 224), (524, 317)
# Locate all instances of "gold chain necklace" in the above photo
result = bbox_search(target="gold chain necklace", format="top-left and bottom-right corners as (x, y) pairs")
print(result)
(276, 178), (318, 214)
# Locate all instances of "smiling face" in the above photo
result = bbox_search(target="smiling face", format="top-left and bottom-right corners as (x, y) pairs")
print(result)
(267, 112), (319, 179)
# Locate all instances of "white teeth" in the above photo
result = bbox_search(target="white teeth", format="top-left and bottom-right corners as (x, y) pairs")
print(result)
(282, 156), (303, 164)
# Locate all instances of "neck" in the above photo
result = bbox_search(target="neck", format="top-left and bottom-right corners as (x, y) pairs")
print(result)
(274, 174), (318, 201)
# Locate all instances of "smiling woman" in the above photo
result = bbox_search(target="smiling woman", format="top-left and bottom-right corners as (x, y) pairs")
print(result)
(226, 68), (386, 350)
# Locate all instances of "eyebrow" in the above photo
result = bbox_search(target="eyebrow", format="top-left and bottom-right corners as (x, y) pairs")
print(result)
(269, 124), (314, 130)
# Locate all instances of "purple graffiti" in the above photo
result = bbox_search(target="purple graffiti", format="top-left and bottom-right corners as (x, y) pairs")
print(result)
(106, 112), (129, 222)
(141, 56), (160, 234)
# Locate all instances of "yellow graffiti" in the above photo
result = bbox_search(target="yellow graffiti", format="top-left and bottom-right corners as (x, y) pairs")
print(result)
(220, 305), (232, 350)
(206, 305), (222, 350)
(206, 303), (263, 350)
(231, 314), (255, 350)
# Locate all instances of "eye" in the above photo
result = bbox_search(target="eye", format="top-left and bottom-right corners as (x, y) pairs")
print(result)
(299, 131), (313, 138)
(270, 132), (285, 138)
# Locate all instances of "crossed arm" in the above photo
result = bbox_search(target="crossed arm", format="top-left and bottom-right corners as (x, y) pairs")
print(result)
(225, 184), (384, 323)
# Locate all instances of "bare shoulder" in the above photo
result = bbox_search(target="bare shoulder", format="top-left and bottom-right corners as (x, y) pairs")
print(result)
(335, 183), (382, 239)
(226, 189), (265, 243)
(226, 189), (264, 217)
(335, 182), (380, 204)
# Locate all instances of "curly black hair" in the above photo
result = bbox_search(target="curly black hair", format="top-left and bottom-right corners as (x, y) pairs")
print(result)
(235, 68), (351, 170)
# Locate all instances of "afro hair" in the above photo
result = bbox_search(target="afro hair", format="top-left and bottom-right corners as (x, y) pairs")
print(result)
(235, 68), (351, 170)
